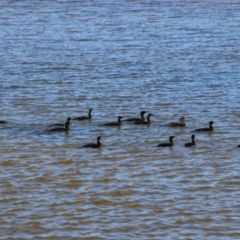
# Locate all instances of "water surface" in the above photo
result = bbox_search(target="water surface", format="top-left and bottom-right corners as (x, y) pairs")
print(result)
(1, 0), (240, 239)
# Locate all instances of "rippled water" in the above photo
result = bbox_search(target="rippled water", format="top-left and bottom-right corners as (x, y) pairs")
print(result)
(1, 0), (240, 239)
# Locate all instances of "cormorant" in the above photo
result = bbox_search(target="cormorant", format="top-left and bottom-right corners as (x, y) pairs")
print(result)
(133, 113), (153, 125)
(47, 120), (70, 132)
(102, 116), (123, 126)
(185, 135), (196, 147)
(194, 121), (213, 132)
(73, 109), (92, 121)
(125, 111), (147, 122)
(49, 117), (71, 127)
(168, 116), (185, 127)
(80, 136), (101, 148)
(157, 136), (175, 147)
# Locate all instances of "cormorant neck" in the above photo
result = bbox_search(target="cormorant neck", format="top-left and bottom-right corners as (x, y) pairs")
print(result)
(65, 122), (70, 130)
(181, 118), (185, 125)
(118, 118), (122, 124)
(88, 110), (92, 119)
(146, 115), (151, 122)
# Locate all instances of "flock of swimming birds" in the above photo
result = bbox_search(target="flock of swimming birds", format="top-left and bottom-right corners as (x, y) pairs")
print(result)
(1, 109), (239, 149)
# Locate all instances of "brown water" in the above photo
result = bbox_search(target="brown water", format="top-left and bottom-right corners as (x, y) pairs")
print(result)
(1, 0), (240, 239)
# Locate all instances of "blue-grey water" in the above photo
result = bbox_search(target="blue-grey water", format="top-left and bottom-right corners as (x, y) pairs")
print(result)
(1, 0), (240, 239)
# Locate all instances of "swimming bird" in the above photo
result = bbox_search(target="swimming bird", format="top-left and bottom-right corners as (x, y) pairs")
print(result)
(133, 113), (153, 125)
(185, 135), (196, 147)
(73, 109), (92, 121)
(47, 120), (70, 132)
(0, 120), (7, 124)
(194, 121), (214, 132)
(168, 116), (185, 127)
(157, 136), (175, 147)
(237, 145), (240, 148)
(49, 117), (71, 127)
(125, 111), (147, 122)
(102, 116), (123, 126)
(80, 136), (101, 148)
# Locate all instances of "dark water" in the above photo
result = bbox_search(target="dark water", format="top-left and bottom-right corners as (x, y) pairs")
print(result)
(1, 0), (240, 239)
